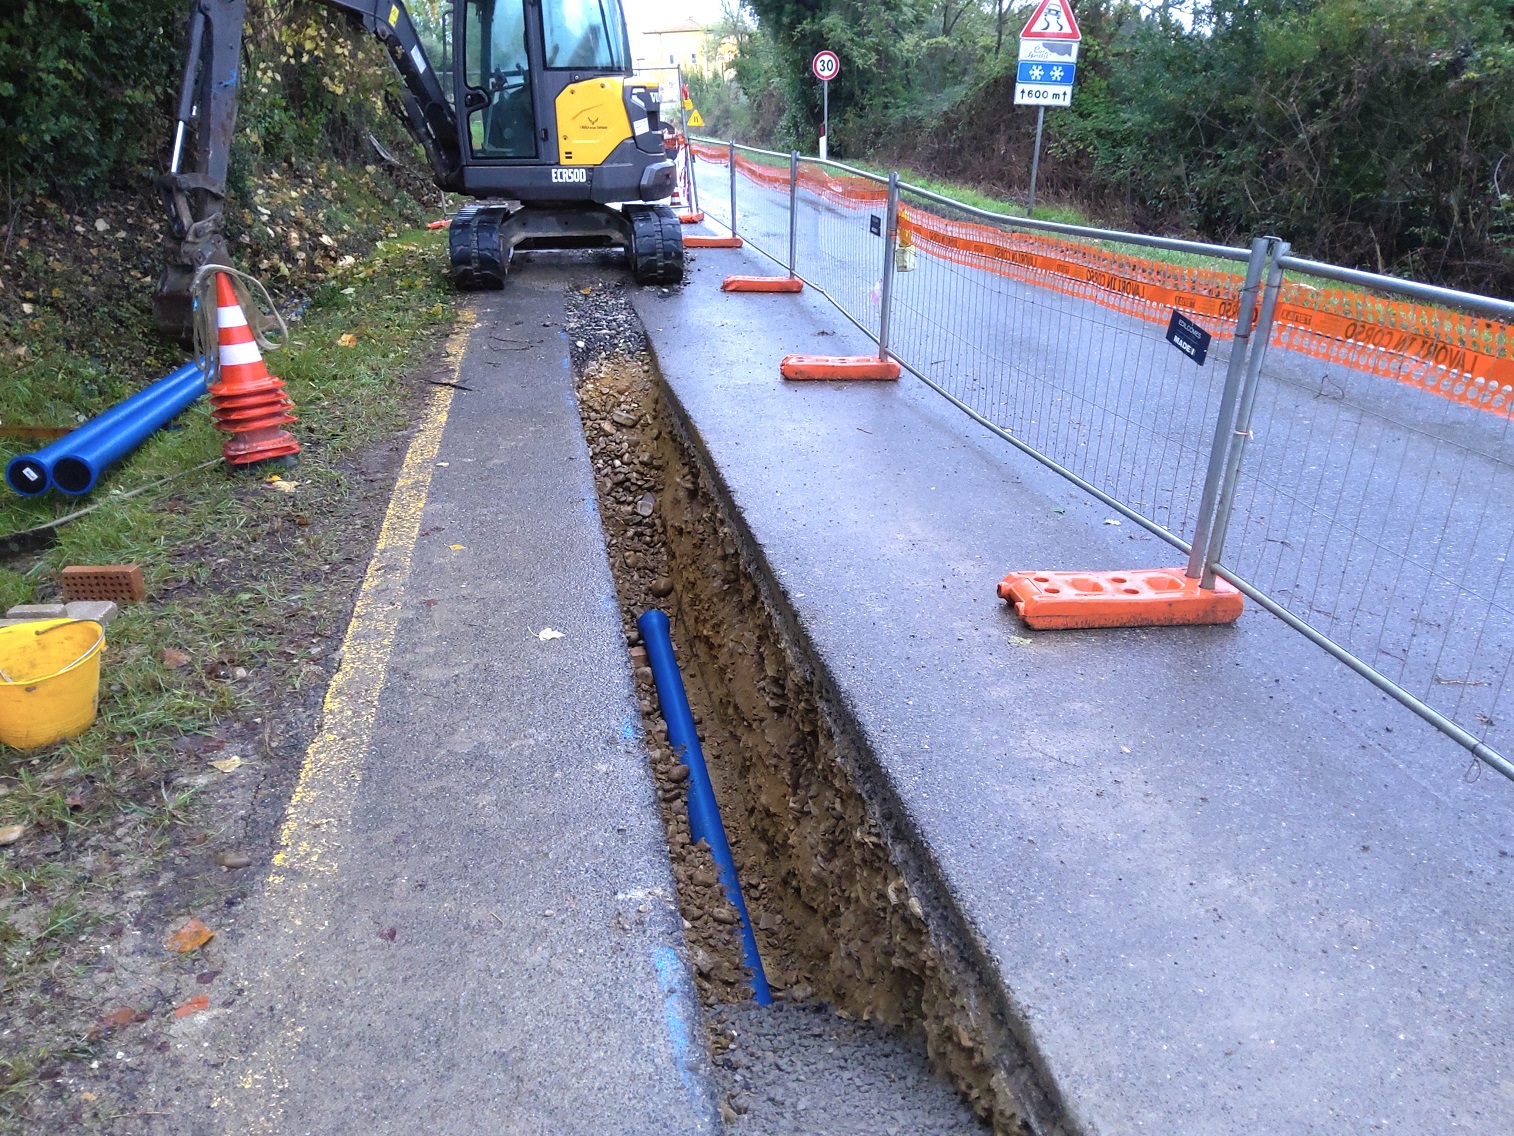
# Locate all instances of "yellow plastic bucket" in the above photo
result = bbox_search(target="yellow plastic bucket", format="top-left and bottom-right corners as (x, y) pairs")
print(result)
(0, 619), (107, 749)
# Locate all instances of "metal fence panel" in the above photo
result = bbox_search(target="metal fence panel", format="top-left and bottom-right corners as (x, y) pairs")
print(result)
(729, 146), (792, 267)
(786, 157), (890, 341)
(888, 184), (1258, 548)
(1215, 261), (1514, 766)
(689, 141), (729, 231)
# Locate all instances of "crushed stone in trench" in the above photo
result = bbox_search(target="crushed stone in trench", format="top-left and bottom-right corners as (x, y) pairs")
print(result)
(566, 279), (997, 1135)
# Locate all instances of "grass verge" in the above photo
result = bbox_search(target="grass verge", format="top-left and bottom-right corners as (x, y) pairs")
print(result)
(0, 227), (453, 1130)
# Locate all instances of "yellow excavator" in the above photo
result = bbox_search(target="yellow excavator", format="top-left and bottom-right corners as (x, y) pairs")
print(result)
(155, 0), (683, 339)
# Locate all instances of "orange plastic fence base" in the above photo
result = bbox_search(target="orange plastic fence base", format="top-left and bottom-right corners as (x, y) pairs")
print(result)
(997, 568), (1244, 630)
(679, 212), (705, 224)
(722, 275), (805, 293)
(684, 235), (744, 248)
(426, 219), (451, 230)
(780, 355), (901, 381)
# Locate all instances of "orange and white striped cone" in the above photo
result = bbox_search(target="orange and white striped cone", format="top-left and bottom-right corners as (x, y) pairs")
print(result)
(209, 272), (299, 466)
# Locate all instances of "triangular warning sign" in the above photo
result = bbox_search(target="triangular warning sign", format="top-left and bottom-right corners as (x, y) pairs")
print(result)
(688, 109), (705, 128)
(1021, 0), (1081, 40)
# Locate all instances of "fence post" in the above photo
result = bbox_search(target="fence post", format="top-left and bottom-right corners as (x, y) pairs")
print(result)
(1199, 238), (1287, 587)
(1185, 235), (1269, 583)
(728, 140), (738, 237)
(877, 172), (900, 363)
(788, 150), (799, 278)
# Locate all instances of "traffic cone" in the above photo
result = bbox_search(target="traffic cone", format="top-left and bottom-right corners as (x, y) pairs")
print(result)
(209, 273), (299, 466)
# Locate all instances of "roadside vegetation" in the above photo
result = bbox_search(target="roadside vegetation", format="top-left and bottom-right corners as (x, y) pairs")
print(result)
(694, 0), (1514, 293)
(0, 221), (452, 1128)
(0, 3), (456, 1126)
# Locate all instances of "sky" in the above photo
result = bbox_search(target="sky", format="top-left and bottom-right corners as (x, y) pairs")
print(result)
(621, 0), (729, 35)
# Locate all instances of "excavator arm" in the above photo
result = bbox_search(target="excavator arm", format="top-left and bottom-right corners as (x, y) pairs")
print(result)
(155, 0), (460, 338)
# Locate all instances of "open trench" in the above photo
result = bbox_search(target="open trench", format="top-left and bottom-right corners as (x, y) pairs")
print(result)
(565, 279), (1037, 1136)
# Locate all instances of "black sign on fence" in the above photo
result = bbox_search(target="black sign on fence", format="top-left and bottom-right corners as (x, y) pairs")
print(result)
(1165, 310), (1212, 366)
(869, 214), (882, 236)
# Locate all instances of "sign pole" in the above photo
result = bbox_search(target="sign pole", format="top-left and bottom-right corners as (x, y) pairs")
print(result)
(821, 80), (829, 160)
(811, 51), (839, 161)
(1027, 105), (1045, 215)
(1015, 0), (1081, 215)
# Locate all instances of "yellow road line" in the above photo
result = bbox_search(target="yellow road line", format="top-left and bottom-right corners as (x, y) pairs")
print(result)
(215, 314), (472, 1123)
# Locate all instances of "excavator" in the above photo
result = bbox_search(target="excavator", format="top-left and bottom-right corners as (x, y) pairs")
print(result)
(154, 0), (684, 339)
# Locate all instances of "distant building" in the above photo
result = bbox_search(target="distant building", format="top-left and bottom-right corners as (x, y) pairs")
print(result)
(631, 17), (736, 78)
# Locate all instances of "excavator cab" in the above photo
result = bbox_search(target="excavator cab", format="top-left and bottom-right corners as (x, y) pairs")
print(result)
(153, 0), (683, 340)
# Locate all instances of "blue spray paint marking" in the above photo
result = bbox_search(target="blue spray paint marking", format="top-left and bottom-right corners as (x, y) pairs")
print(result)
(652, 946), (707, 1111)
(620, 712), (639, 741)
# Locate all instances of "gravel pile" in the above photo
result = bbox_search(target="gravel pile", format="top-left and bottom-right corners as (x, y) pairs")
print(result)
(710, 1001), (990, 1135)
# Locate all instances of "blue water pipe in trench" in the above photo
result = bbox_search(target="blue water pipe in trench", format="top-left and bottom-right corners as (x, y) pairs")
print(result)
(637, 608), (773, 1006)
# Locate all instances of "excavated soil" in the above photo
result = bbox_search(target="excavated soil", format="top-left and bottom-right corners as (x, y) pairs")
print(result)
(566, 280), (1039, 1135)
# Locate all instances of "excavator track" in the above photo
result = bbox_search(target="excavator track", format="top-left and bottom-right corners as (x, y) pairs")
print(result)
(449, 204), (511, 290)
(626, 204), (685, 287)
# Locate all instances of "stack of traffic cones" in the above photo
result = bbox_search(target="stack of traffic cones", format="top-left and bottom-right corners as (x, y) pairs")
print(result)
(209, 272), (299, 465)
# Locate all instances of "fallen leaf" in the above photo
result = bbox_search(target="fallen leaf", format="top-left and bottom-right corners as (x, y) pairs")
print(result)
(340, 285), (356, 294)
(209, 756), (243, 774)
(580, 287), (592, 294)
(449, 543), (465, 551)
(265, 479), (299, 494)
(337, 333), (358, 347)
(162, 647), (191, 669)
(214, 851), (252, 869)
(81, 1092), (96, 1101)
(165, 917), (214, 954)
(0, 824), (24, 846)
(173, 994), (210, 1019)
(1009, 636), (1033, 647)
(536, 628), (566, 641)
(85, 1006), (147, 1041)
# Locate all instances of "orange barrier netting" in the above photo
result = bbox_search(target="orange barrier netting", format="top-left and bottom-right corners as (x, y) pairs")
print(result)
(899, 209), (1246, 336)
(692, 139), (1514, 418)
(899, 204), (1514, 418)
(1269, 288), (1514, 415)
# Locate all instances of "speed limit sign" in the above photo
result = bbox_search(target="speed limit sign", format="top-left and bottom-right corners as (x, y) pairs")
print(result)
(812, 50), (840, 81)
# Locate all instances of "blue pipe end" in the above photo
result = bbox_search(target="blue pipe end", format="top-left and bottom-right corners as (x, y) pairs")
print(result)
(5, 455), (49, 497)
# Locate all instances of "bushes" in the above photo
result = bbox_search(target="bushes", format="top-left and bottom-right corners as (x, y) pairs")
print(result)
(723, 0), (1514, 290)
(0, 1), (187, 198)
(1058, 0), (1514, 290)
(0, 0), (413, 207)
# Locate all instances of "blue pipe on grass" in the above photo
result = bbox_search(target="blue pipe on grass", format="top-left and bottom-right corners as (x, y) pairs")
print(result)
(6, 361), (207, 497)
(638, 608), (773, 1006)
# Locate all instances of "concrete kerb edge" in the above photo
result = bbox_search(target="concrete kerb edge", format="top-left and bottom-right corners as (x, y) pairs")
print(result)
(642, 340), (1076, 1136)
